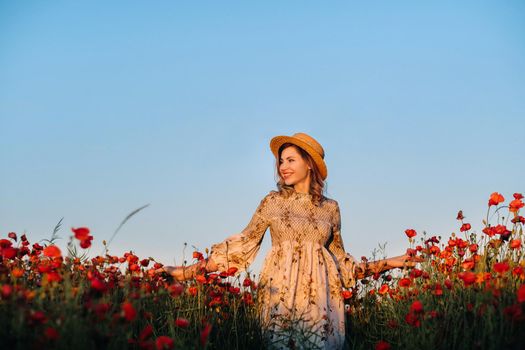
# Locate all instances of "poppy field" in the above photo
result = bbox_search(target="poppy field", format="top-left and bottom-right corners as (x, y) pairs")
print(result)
(1, 192), (524, 350)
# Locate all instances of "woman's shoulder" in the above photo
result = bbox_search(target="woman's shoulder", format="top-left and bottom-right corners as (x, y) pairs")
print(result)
(261, 190), (281, 202)
(253, 191), (281, 214)
(321, 195), (338, 207)
(319, 196), (340, 215)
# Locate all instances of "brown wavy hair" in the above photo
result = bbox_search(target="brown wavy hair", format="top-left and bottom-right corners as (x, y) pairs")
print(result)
(275, 143), (326, 206)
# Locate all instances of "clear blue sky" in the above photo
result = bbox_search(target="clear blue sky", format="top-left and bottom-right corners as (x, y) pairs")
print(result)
(1, 1), (523, 274)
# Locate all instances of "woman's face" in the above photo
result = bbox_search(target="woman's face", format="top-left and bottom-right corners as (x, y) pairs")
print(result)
(279, 146), (311, 187)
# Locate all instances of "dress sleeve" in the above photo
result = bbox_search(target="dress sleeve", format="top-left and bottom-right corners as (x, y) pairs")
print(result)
(327, 201), (357, 288)
(209, 193), (271, 274)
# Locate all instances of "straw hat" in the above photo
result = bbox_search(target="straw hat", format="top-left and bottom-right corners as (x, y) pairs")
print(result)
(270, 132), (328, 180)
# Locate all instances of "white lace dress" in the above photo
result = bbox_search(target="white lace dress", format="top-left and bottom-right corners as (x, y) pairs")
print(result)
(210, 190), (357, 349)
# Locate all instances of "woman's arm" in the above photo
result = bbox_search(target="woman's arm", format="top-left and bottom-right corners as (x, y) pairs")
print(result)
(354, 254), (421, 279)
(157, 258), (219, 281)
(158, 193), (273, 281)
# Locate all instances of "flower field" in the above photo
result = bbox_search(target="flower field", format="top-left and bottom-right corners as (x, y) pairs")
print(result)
(1, 192), (524, 350)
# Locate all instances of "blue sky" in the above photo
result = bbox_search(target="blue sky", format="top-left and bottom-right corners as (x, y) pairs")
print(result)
(1, 1), (523, 274)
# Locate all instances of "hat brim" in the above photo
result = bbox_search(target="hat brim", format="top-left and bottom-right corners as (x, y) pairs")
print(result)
(270, 135), (328, 180)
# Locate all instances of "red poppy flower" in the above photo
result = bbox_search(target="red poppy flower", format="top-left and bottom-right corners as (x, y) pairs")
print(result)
(499, 225), (510, 236)
(434, 283), (443, 296)
(429, 246), (441, 255)
(243, 278), (252, 287)
(493, 261), (510, 274)
(8, 232), (17, 241)
(514, 193), (524, 200)
(378, 284), (389, 295)
(128, 263), (140, 272)
(242, 291), (254, 305)
(406, 248), (417, 256)
(168, 283), (184, 297)
(405, 312), (421, 327)
(511, 215), (525, 224)
(444, 279), (453, 289)
(456, 210), (464, 220)
(11, 267), (24, 278)
(482, 227), (496, 237)
(0, 239), (12, 249)
(375, 340), (391, 350)
(80, 236), (93, 249)
(192, 251), (204, 260)
(175, 318), (190, 328)
(512, 266), (525, 279)
(404, 229), (417, 238)
(1, 285), (13, 299)
(461, 240), (471, 249)
(195, 275), (207, 284)
(226, 267), (238, 276)
(45, 272), (62, 283)
(509, 199), (524, 213)
(155, 336), (174, 350)
(2, 247), (17, 260)
(18, 246), (30, 257)
(410, 300), (424, 314)
(341, 290), (352, 299)
(459, 271), (476, 286)
(399, 278), (412, 288)
(488, 192), (505, 206)
(518, 284), (525, 303)
(121, 302), (137, 322)
(461, 259), (475, 271)
(43, 245), (62, 258)
(460, 223), (471, 232)
(188, 286), (198, 296)
(91, 278), (107, 293)
(426, 236), (440, 244)
(72, 227), (90, 240)
(125, 253), (139, 264)
(37, 262), (52, 274)
(208, 297), (223, 307)
(510, 239), (521, 249)
(229, 286), (240, 294)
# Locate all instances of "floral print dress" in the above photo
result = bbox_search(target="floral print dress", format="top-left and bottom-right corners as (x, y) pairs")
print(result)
(210, 190), (357, 350)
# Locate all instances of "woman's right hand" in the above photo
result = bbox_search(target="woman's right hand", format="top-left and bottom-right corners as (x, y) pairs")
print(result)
(155, 258), (217, 281)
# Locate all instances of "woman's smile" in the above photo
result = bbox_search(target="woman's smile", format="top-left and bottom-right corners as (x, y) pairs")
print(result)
(279, 146), (311, 192)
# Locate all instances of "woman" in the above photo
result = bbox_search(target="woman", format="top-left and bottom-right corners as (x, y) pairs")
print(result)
(160, 133), (416, 349)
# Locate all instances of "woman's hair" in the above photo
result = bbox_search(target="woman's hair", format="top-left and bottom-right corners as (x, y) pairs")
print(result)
(275, 143), (326, 206)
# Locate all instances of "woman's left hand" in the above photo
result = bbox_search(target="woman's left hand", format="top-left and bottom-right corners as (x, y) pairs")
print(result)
(388, 254), (424, 269)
